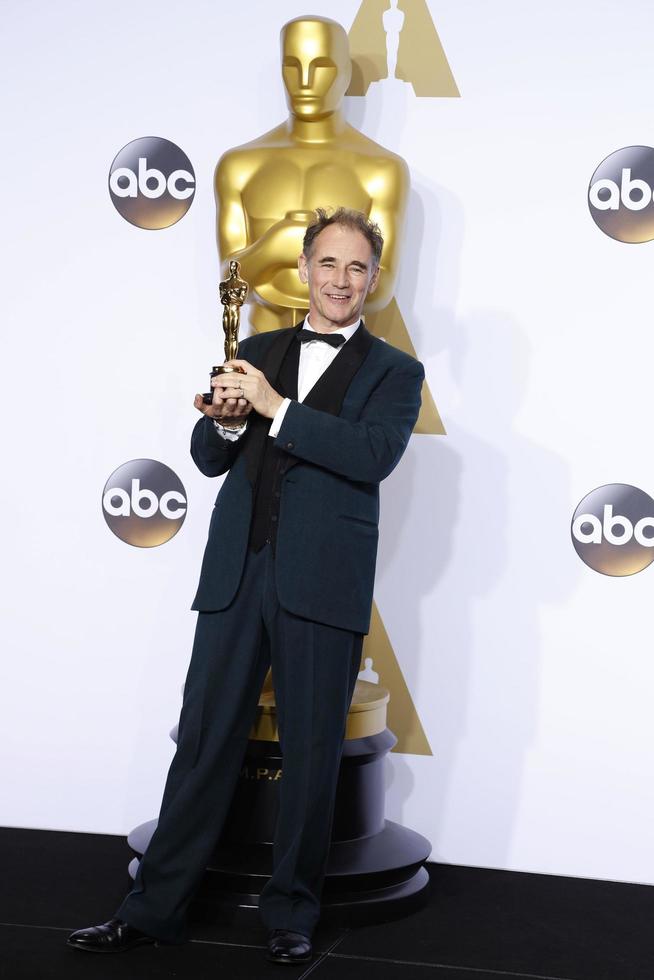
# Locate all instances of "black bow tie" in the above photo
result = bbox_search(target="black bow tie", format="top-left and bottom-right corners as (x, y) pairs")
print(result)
(297, 329), (346, 348)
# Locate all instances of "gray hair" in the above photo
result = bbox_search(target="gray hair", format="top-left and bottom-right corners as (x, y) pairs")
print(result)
(303, 207), (384, 267)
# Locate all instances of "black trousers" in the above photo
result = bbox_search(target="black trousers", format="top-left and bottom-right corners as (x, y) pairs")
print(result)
(116, 544), (362, 941)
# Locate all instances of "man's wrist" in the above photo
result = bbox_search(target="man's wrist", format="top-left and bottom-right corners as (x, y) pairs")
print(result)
(267, 394), (285, 419)
(215, 417), (247, 430)
(268, 398), (291, 438)
(212, 417), (248, 441)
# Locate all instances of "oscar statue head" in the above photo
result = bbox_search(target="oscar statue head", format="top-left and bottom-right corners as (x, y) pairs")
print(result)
(280, 16), (351, 120)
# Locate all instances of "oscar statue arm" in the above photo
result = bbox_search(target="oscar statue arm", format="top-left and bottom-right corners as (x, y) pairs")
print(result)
(364, 155), (410, 313)
(215, 152), (307, 303)
(274, 355), (424, 484)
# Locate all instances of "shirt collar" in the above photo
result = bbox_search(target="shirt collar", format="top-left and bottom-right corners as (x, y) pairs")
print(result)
(304, 315), (361, 345)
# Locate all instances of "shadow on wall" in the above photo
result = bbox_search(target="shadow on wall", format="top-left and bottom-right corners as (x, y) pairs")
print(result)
(346, 82), (577, 864)
(381, 306), (578, 864)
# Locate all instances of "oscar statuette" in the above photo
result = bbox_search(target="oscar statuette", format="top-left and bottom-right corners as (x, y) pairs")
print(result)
(202, 260), (249, 421)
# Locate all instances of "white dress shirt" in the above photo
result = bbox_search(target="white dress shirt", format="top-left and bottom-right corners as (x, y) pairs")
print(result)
(213, 317), (361, 441)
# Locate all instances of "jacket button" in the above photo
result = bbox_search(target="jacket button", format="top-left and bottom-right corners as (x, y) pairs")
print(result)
(286, 441), (294, 450)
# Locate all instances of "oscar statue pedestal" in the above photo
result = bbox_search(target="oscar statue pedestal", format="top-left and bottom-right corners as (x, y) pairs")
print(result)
(127, 680), (431, 924)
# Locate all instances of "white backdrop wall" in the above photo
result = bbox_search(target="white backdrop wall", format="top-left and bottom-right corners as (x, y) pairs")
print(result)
(2, 0), (654, 886)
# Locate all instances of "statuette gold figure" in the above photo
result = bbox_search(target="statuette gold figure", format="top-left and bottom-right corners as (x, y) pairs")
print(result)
(202, 260), (248, 405)
(219, 260), (249, 363)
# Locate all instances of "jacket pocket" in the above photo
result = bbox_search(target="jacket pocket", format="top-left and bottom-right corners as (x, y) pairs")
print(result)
(338, 514), (378, 529)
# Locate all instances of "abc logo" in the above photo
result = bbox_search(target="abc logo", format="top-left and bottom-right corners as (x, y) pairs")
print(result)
(102, 459), (187, 548)
(108, 137), (195, 230)
(571, 484), (654, 576)
(588, 146), (654, 243)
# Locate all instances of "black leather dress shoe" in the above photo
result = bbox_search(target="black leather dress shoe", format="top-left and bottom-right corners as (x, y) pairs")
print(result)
(267, 928), (313, 965)
(67, 918), (157, 953)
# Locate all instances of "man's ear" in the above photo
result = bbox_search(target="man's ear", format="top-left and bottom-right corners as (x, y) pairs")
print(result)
(298, 253), (309, 284)
(367, 265), (380, 295)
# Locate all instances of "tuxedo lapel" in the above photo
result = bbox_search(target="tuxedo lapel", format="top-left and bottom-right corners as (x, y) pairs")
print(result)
(282, 322), (373, 474)
(259, 324), (301, 387)
(242, 326), (300, 486)
(302, 322), (373, 414)
(242, 321), (374, 484)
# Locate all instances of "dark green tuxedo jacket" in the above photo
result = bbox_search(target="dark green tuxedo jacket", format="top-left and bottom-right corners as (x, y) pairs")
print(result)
(190, 321), (424, 634)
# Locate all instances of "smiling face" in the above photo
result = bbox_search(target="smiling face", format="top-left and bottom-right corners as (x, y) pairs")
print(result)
(298, 223), (380, 331)
(281, 18), (351, 119)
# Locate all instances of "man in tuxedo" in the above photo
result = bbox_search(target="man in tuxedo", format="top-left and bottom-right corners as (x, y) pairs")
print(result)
(68, 207), (424, 965)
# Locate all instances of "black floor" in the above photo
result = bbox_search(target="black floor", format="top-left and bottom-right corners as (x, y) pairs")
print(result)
(1, 827), (653, 979)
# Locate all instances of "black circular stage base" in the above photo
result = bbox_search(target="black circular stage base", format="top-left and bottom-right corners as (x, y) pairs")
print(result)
(128, 727), (431, 925)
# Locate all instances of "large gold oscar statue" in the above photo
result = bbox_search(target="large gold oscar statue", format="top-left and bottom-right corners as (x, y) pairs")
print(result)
(215, 15), (432, 755)
(214, 15), (408, 333)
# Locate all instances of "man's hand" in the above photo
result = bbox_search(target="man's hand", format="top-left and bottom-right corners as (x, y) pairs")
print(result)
(219, 360), (285, 420)
(193, 378), (253, 424)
